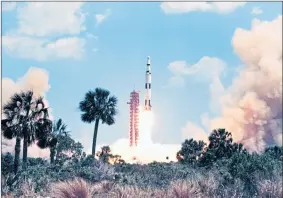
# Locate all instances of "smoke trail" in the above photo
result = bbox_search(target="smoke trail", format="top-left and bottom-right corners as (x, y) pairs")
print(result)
(210, 16), (282, 153)
(138, 109), (154, 145)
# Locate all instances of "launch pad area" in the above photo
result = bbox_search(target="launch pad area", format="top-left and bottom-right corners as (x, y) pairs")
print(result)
(127, 56), (152, 148)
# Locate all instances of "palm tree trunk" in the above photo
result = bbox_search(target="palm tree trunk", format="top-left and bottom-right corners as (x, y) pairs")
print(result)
(22, 106), (31, 170)
(92, 119), (100, 155)
(22, 134), (28, 170)
(50, 146), (56, 164)
(14, 137), (21, 174)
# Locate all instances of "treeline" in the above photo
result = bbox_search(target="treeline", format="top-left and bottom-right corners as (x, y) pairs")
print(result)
(175, 129), (282, 195)
(1, 88), (118, 174)
(1, 89), (283, 198)
(2, 128), (282, 197)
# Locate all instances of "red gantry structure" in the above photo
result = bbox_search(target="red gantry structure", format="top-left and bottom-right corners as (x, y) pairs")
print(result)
(127, 90), (140, 147)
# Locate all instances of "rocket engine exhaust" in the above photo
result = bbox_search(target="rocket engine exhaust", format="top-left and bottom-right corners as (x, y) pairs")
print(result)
(144, 56), (152, 111)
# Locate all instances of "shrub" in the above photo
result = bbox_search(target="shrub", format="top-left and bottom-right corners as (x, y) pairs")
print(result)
(1, 153), (14, 175)
(258, 179), (283, 198)
(51, 178), (95, 198)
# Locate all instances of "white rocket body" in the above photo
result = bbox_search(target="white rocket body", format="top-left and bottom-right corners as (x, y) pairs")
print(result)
(144, 56), (152, 111)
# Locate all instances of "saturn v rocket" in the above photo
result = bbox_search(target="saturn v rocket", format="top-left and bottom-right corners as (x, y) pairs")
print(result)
(144, 56), (152, 111)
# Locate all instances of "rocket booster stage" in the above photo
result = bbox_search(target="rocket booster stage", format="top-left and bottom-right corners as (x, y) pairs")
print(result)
(144, 56), (152, 111)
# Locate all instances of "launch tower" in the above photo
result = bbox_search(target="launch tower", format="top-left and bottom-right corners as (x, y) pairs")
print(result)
(127, 90), (140, 147)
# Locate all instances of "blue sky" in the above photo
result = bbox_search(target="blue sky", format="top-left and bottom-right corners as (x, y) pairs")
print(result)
(2, 2), (282, 152)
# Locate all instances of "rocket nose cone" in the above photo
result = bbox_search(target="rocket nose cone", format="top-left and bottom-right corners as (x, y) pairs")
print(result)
(147, 56), (150, 65)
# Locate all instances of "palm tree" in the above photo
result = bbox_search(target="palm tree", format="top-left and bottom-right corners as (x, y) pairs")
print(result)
(79, 88), (118, 155)
(37, 118), (70, 164)
(1, 91), (52, 172)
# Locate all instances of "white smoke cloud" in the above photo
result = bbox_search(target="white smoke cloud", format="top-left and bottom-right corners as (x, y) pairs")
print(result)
(1, 67), (52, 158)
(96, 138), (181, 164)
(210, 15), (282, 152)
(92, 111), (181, 164)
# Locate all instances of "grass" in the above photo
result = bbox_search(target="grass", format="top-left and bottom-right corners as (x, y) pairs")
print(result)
(2, 147), (282, 198)
(3, 175), (282, 198)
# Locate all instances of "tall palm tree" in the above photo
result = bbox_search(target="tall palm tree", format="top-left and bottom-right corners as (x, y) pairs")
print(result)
(1, 91), (52, 172)
(37, 118), (70, 164)
(79, 88), (118, 155)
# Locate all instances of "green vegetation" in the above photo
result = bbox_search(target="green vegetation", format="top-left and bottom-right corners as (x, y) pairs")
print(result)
(79, 88), (118, 155)
(1, 90), (282, 198)
(36, 118), (70, 164)
(2, 91), (52, 173)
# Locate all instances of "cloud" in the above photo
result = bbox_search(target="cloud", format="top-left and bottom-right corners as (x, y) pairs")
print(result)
(251, 7), (263, 15)
(161, 2), (246, 14)
(2, 2), (87, 61)
(2, 67), (52, 158)
(95, 9), (111, 26)
(16, 2), (86, 37)
(182, 121), (209, 144)
(2, 35), (85, 61)
(168, 57), (226, 112)
(168, 57), (226, 80)
(210, 15), (282, 153)
(2, 2), (17, 12)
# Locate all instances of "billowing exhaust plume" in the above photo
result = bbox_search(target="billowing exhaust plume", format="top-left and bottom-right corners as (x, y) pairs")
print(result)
(97, 109), (180, 164)
(210, 16), (282, 153)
